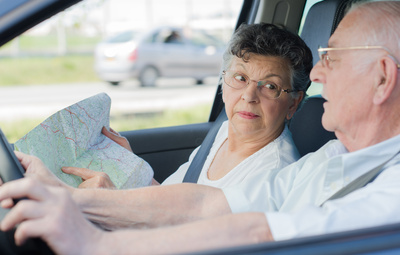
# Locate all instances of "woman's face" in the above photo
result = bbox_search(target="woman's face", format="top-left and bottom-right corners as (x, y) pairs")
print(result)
(223, 55), (303, 141)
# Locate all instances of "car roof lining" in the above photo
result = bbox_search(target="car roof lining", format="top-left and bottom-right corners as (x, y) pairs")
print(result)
(254, 0), (307, 34)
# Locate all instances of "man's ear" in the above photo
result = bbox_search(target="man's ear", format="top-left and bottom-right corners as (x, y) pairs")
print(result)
(373, 56), (398, 105)
(286, 91), (304, 120)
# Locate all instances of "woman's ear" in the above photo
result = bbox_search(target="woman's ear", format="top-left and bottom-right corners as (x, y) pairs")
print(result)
(286, 91), (304, 120)
(373, 56), (398, 105)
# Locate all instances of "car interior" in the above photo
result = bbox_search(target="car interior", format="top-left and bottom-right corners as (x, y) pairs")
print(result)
(1, 0), (400, 254)
(125, 0), (341, 183)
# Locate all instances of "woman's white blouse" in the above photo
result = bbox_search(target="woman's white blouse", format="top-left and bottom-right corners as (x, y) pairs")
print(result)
(162, 120), (300, 189)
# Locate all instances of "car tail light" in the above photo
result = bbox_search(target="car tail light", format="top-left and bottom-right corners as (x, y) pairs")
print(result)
(128, 48), (137, 61)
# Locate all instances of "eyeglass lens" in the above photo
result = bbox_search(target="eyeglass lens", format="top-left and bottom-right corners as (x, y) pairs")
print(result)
(223, 71), (283, 99)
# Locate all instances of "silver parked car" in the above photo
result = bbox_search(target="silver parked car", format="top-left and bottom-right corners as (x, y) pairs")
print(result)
(94, 26), (225, 87)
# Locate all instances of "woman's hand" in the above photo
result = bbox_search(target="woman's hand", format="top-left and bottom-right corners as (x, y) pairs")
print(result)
(102, 126), (133, 153)
(0, 178), (104, 254)
(62, 167), (116, 189)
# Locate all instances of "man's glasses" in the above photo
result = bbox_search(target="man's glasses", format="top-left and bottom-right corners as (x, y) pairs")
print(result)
(222, 70), (297, 99)
(318, 45), (400, 69)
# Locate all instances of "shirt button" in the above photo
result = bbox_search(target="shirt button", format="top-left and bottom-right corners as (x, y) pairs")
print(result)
(330, 182), (337, 190)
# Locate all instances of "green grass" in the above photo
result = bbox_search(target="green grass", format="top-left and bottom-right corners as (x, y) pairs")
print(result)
(0, 55), (99, 86)
(1, 35), (101, 53)
(1, 104), (211, 143)
(0, 33), (101, 86)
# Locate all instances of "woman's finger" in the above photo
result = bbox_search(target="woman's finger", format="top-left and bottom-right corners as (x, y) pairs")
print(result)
(109, 127), (121, 136)
(61, 167), (96, 180)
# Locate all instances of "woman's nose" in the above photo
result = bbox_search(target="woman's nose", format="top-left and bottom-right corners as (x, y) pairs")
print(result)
(241, 81), (260, 103)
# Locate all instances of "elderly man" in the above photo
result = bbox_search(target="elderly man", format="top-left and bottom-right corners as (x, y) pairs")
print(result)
(1, 1), (400, 254)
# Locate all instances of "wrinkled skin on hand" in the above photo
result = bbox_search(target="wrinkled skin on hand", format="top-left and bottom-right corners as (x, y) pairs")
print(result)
(0, 151), (68, 208)
(15, 151), (65, 188)
(0, 154), (105, 255)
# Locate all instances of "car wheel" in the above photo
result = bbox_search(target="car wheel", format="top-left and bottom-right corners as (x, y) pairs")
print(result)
(109, 81), (120, 86)
(139, 66), (159, 87)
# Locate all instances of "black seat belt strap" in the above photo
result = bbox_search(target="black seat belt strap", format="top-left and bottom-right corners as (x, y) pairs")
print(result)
(183, 108), (227, 183)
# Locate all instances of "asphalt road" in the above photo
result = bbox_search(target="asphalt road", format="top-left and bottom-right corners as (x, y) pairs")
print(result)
(0, 78), (218, 122)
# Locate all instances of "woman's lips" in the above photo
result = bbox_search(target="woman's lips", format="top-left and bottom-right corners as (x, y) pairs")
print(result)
(237, 111), (260, 119)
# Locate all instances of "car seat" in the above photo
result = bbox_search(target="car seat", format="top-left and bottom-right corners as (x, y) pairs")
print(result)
(288, 0), (358, 157)
(289, 96), (336, 157)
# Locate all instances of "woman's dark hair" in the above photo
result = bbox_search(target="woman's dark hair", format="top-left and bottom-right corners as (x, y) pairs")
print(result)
(222, 23), (313, 96)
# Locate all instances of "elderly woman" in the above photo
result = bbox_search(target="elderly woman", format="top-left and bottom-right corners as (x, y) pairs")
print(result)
(13, 23), (312, 230)
(63, 23), (312, 189)
(162, 23), (311, 186)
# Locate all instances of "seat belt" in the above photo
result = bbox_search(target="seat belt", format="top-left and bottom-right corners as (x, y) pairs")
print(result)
(322, 152), (399, 204)
(183, 108), (227, 183)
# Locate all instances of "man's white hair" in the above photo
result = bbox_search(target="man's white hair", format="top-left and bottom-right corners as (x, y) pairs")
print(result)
(348, 1), (400, 56)
(346, 1), (400, 73)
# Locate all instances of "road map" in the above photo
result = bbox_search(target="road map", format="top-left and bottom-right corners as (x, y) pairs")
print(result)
(14, 93), (153, 189)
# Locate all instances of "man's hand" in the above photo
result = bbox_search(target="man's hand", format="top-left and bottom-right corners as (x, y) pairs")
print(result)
(15, 151), (65, 188)
(0, 178), (104, 254)
(102, 127), (133, 153)
(62, 167), (116, 189)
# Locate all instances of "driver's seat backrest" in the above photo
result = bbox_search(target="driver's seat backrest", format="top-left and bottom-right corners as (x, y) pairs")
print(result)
(289, 0), (357, 156)
(289, 96), (336, 157)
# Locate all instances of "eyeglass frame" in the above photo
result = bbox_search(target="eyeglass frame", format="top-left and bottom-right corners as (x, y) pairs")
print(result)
(221, 70), (298, 99)
(318, 45), (400, 69)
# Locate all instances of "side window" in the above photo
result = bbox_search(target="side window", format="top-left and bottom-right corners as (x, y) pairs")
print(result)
(0, 0), (243, 143)
(164, 30), (183, 44)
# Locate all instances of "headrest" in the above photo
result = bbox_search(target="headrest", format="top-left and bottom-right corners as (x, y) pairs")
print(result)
(289, 96), (337, 157)
(301, 0), (354, 66)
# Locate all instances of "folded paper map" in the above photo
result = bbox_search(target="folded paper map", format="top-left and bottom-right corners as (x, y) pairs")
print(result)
(14, 93), (153, 189)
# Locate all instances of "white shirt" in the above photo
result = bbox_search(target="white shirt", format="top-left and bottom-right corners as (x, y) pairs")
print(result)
(224, 134), (400, 241)
(162, 121), (300, 189)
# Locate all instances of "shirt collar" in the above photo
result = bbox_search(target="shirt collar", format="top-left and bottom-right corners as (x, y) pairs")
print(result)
(332, 134), (400, 180)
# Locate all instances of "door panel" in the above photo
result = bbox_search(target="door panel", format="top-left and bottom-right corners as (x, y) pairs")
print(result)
(121, 122), (212, 183)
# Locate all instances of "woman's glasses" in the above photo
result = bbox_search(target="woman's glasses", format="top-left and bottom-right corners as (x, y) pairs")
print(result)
(222, 70), (297, 99)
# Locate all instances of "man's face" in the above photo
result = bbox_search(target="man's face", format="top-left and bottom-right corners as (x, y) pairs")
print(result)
(310, 11), (375, 139)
